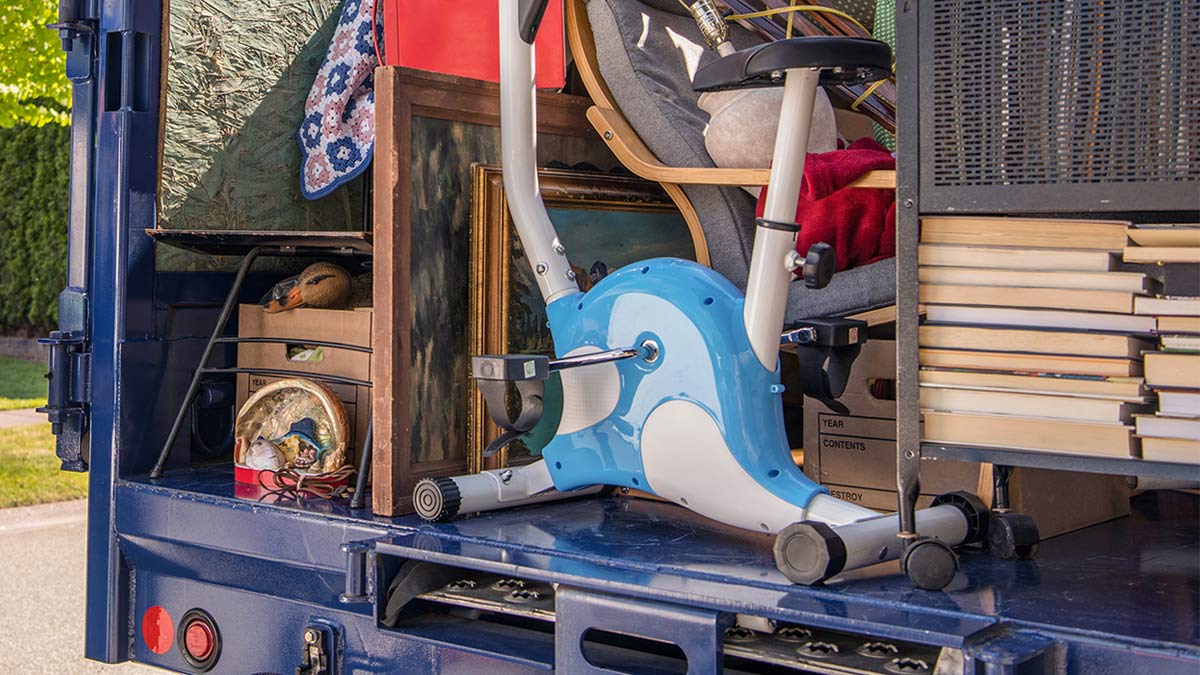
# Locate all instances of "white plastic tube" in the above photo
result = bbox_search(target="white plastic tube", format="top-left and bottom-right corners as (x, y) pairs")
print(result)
(743, 68), (820, 370)
(831, 504), (969, 572)
(499, 0), (578, 304)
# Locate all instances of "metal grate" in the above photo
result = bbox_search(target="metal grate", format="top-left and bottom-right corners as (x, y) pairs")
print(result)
(929, 0), (1199, 188)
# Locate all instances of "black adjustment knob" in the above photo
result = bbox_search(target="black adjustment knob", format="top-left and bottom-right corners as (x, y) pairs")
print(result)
(802, 242), (836, 289)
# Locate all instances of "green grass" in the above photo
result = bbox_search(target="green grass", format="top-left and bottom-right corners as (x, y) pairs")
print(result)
(0, 355), (48, 411)
(0, 423), (88, 508)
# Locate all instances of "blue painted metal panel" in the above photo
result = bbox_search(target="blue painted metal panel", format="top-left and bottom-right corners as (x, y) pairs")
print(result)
(128, 569), (547, 674)
(85, 0), (164, 660)
(108, 470), (1200, 672)
(555, 587), (725, 674)
(77, 0), (1200, 669)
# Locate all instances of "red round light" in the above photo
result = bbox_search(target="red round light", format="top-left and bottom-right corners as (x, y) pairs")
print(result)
(184, 620), (215, 661)
(142, 606), (174, 655)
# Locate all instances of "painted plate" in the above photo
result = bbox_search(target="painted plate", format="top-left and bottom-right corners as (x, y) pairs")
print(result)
(234, 378), (349, 475)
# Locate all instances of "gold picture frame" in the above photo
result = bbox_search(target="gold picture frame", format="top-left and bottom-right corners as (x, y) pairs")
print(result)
(468, 164), (698, 470)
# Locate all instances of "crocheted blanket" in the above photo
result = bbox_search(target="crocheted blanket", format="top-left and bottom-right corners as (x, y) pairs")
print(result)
(298, 0), (383, 199)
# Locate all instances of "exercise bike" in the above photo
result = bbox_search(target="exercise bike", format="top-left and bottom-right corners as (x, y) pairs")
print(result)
(414, 0), (988, 590)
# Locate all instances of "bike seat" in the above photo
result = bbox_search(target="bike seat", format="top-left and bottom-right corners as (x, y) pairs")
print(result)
(693, 37), (891, 92)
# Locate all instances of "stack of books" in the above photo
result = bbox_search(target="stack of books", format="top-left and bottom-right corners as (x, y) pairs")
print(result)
(1128, 226), (1200, 464)
(1124, 225), (1200, 266)
(917, 216), (1153, 458)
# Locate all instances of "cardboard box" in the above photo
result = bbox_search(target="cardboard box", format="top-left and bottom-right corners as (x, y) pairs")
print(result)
(803, 340), (1129, 538)
(236, 305), (372, 464)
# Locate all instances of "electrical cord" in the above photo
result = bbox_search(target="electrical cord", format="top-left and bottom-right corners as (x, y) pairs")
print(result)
(723, 5), (870, 36)
(257, 465), (357, 501)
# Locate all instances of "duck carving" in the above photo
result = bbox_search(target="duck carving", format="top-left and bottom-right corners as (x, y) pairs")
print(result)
(261, 263), (352, 313)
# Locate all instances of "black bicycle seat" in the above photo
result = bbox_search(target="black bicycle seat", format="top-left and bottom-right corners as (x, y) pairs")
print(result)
(693, 37), (891, 92)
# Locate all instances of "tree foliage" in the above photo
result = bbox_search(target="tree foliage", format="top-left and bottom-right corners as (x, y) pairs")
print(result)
(0, 0), (70, 126)
(0, 123), (69, 333)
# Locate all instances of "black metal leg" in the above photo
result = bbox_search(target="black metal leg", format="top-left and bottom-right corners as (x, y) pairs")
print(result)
(360, 161), (373, 233)
(986, 466), (1038, 560)
(151, 246), (266, 478)
(350, 412), (373, 510)
(897, 444), (921, 542)
(992, 465), (1013, 512)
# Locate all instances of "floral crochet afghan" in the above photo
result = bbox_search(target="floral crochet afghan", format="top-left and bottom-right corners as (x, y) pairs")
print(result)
(298, 0), (383, 199)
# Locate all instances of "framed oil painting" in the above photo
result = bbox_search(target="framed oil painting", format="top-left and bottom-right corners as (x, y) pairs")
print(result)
(469, 164), (698, 470)
(371, 67), (619, 515)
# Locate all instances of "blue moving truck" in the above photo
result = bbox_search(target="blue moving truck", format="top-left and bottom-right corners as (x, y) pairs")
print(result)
(42, 0), (1200, 672)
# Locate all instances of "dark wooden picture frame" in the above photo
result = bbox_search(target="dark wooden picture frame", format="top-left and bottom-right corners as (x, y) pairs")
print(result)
(371, 67), (609, 515)
(468, 164), (696, 471)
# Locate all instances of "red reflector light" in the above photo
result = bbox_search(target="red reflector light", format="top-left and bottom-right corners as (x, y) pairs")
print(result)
(177, 608), (221, 671)
(141, 606), (174, 654)
(184, 620), (215, 661)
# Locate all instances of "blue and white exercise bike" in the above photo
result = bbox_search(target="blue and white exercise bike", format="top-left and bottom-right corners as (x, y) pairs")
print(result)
(415, 0), (987, 590)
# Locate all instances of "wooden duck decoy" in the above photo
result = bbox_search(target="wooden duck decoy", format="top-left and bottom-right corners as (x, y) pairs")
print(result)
(261, 262), (352, 313)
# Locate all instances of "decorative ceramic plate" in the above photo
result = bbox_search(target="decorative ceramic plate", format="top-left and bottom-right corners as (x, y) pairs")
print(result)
(234, 378), (349, 475)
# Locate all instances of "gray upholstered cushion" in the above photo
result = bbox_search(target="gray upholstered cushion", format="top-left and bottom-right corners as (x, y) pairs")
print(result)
(586, 0), (895, 319)
(787, 257), (895, 318)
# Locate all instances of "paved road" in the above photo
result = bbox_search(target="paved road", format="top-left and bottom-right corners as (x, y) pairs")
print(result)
(0, 500), (158, 674)
(0, 408), (45, 428)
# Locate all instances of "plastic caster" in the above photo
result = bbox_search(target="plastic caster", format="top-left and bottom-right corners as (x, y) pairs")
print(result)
(413, 477), (461, 522)
(931, 491), (989, 546)
(901, 537), (958, 591)
(774, 521), (847, 585)
(987, 513), (1039, 560)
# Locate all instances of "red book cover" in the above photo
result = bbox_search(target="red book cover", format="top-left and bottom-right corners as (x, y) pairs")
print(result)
(383, 0), (566, 88)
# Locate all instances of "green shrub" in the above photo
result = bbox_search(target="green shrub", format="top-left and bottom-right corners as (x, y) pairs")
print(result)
(0, 123), (68, 335)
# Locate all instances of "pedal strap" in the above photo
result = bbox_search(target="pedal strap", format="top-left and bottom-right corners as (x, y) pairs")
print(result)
(787, 317), (868, 415)
(795, 343), (862, 415)
(477, 379), (544, 458)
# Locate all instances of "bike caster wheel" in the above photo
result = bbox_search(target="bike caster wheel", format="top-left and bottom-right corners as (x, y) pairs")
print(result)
(901, 537), (958, 591)
(987, 513), (1039, 560)
(774, 521), (847, 585)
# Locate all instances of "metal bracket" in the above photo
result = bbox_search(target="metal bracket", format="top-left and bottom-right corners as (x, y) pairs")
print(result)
(964, 629), (1058, 675)
(47, 0), (96, 52)
(37, 330), (90, 471)
(555, 587), (729, 674)
(780, 326), (817, 345)
(339, 540), (378, 604)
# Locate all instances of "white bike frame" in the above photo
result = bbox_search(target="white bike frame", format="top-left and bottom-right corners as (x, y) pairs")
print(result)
(499, 0), (814, 371)
(420, 0), (973, 585)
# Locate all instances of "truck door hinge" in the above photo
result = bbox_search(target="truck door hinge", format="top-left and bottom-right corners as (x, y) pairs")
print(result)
(37, 330), (90, 471)
(47, 0), (96, 53)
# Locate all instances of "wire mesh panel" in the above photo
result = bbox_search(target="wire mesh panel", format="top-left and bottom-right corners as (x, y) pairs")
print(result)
(918, 0), (1200, 213)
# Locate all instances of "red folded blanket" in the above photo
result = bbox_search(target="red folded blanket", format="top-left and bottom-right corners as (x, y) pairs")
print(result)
(755, 138), (896, 273)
